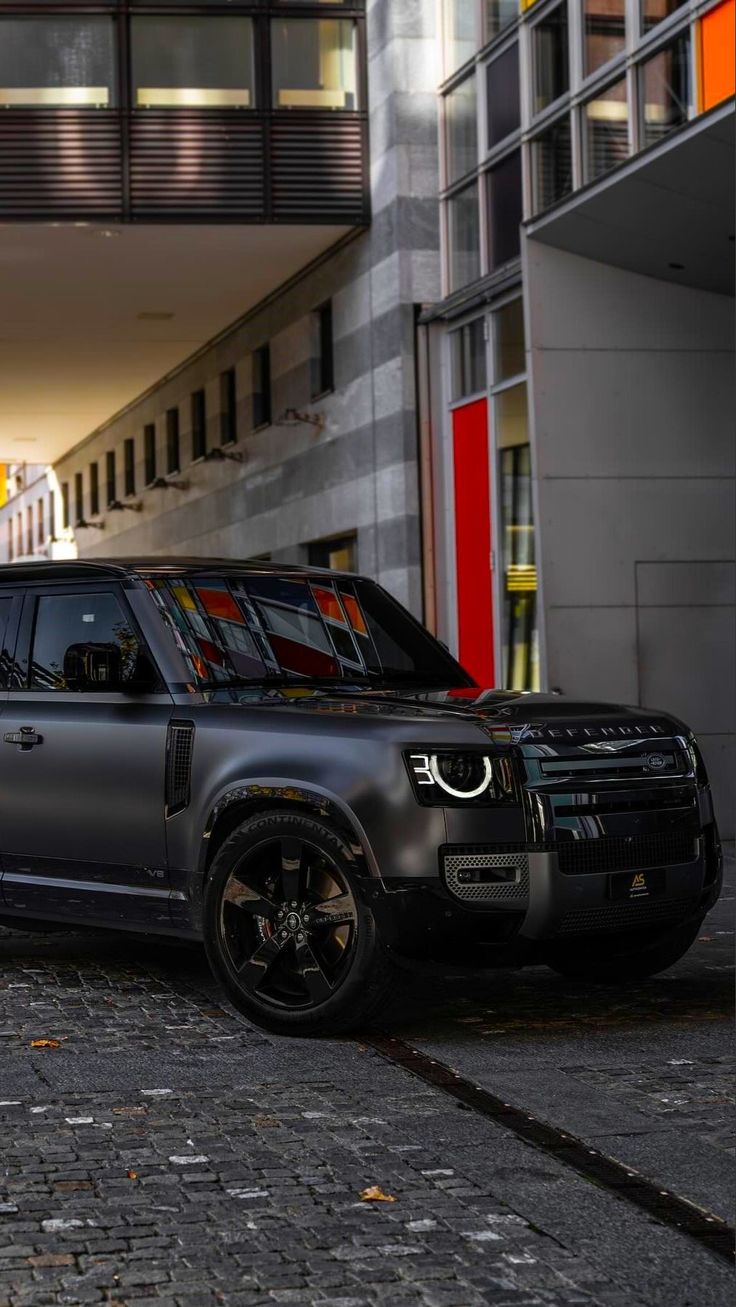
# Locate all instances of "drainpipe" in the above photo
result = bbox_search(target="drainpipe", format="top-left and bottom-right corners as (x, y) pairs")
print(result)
(414, 308), (437, 635)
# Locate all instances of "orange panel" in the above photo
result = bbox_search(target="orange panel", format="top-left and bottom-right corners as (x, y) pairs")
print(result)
(700, 0), (736, 112)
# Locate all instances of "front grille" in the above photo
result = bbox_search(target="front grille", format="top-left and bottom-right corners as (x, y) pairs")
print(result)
(537, 751), (687, 782)
(442, 846), (529, 905)
(556, 896), (700, 936)
(555, 831), (699, 876)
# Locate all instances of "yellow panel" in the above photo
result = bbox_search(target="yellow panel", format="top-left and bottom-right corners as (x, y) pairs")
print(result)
(136, 88), (251, 108)
(277, 89), (347, 108)
(0, 87), (109, 107)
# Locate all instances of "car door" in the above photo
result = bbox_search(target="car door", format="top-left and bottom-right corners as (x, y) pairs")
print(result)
(0, 582), (174, 929)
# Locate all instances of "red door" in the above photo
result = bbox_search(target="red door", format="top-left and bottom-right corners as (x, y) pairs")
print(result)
(451, 398), (495, 686)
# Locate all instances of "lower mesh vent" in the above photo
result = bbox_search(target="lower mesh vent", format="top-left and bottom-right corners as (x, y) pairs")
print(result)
(556, 897), (699, 936)
(442, 846), (529, 905)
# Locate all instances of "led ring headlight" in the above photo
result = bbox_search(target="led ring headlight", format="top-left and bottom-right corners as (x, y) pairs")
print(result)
(430, 753), (492, 798)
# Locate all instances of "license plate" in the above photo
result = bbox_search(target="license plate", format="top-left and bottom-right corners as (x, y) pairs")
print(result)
(609, 868), (666, 901)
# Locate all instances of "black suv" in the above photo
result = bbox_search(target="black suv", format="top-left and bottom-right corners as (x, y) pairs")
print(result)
(0, 559), (722, 1034)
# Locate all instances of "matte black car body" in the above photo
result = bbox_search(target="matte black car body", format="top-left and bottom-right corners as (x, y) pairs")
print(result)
(0, 560), (722, 1031)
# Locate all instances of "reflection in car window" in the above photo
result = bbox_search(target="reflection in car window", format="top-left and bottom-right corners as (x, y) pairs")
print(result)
(146, 575), (471, 689)
(0, 595), (15, 689)
(29, 593), (140, 690)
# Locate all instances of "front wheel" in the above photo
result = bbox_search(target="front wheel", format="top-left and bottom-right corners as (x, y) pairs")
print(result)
(203, 810), (396, 1036)
(545, 915), (705, 982)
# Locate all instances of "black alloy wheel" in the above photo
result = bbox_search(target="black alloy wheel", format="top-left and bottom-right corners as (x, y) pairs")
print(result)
(203, 811), (395, 1035)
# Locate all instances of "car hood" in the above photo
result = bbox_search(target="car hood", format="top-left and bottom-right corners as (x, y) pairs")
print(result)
(224, 686), (685, 741)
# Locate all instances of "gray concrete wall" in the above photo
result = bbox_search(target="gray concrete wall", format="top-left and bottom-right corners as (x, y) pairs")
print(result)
(24, 0), (441, 617)
(525, 240), (735, 834)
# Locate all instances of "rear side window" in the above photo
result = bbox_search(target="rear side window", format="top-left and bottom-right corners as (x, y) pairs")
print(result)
(0, 595), (16, 688)
(29, 593), (141, 690)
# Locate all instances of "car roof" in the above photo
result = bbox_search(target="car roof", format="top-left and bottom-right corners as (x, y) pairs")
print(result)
(0, 558), (360, 584)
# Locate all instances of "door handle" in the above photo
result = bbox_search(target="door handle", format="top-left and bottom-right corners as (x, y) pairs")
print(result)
(4, 728), (43, 751)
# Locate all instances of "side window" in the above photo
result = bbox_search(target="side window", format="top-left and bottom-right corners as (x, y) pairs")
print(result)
(0, 595), (16, 689)
(29, 593), (141, 691)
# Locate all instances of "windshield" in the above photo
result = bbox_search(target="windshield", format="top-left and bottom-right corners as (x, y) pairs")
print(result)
(145, 573), (472, 690)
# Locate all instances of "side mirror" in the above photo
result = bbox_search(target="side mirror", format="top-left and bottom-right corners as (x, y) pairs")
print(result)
(63, 643), (124, 691)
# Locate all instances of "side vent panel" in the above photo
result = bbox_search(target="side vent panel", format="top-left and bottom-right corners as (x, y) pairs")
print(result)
(166, 721), (195, 817)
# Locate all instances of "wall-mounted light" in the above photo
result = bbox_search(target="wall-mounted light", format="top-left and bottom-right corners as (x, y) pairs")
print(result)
(203, 447), (244, 464)
(107, 499), (143, 513)
(147, 477), (189, 492)
(276, 408), (325, 432)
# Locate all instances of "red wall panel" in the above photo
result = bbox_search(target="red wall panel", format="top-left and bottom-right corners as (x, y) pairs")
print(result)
(452, 398), (495, 686)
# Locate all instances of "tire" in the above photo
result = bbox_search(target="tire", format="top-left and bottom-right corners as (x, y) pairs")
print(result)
(203, 810), (397, 1036)
(545, 915), (705, 983)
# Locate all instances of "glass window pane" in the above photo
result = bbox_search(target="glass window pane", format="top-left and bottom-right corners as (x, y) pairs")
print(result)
(641, 0), (686, 34)
(583, 77), (629, 182)
(487, 43), (520, 149)
(443, 0), (478, 77)
(484, 0), (519, 43)
(493, 298), (525, 382)
(532, 116), (573, 212)
(272, 19), (358, 109)
(131, 17), (254, 108)
(0, 17), (115, 109)
(499, 444), (539, 691)
(533, 5), (569, 114)
(584, 0), (626, 76)
(488, 149), (522, 269)
(30, 594), (141, 691)
(445, 74), (477, 185)
(450, 319), (487, 402)
(447, 183), (481, 291)
(640, 35), (690, 148)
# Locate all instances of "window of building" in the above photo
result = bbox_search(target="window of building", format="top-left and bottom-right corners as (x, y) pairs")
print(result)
(166, 409), (180, 475)
(493, 298), (525, 382)
(7, 521), (13, 563)
(130, 17), (254, 109)
(62, 482), (70, 531)
(89, 462), (100, 517)
(487, 149), (522, 269)
(532, 116), (573, 211)
(445, 74), (477, 186)
(48, 490), (56, 541)
(74, 472), (84, 526)
(499, 436), (539, 691)
(311, 301), (334, 399)
(532, 5), (569, 114)
(36, 499), (44, 548)
(449, 318), (487, 402)
(220, 369), (238, 446)
(584, 0), (626, 77)
(124, 438), (136, 496)
(252, 345), (271, 429)
(641, 0), (686, 35)
(487, 43), (520, 150)
(271, 19), (358, 109)
(106, 450), (117, 506)
(443, 0), (478, 78)
(191, 390), (207, 461)
(26, 507), (33, 556)
(0, 17), (116, 109)
(640, 34), (690, 148)
(29, 593), (141, 691)
(447, 182), (481, 292)
(583, 77), (629, 182)
(144, 423), (157, 485)
(307, 534), (357, 572)
(484, 0), (519, 43)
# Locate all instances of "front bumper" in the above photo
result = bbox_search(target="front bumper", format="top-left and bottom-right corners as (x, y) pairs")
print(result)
(371, 824), (722, 962)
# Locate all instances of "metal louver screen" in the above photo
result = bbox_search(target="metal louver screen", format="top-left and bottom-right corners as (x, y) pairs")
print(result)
(166, 720), (194, 816)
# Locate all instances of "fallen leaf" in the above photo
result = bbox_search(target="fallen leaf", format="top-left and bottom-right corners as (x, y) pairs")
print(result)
(30, 1039), (61, 1049)
(126, 1170), (138, 1181)
(254, 1116), (280, 1128)
(112, 1106), (147, 1116)
(360, 1186), (396, 1203)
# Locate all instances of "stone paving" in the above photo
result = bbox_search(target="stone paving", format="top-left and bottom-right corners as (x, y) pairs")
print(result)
(0, 856), (732, 1307)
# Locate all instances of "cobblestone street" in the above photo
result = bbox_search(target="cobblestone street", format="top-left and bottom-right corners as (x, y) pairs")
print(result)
(0, 856), (732, 1307)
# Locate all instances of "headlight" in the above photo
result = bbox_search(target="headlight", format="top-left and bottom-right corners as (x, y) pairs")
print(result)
(405, 751), (516, 806)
